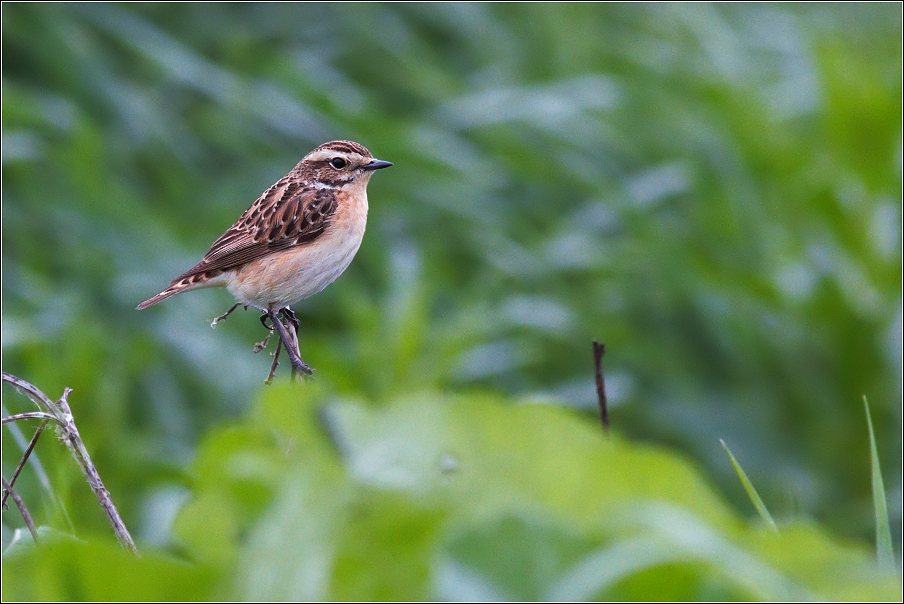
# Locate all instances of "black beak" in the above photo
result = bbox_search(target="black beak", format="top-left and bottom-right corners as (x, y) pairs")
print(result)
(362, 159), (393, 170)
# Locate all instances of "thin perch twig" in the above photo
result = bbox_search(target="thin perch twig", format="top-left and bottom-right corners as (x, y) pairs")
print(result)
(1, 372), (138, 554)
(2, 402), (74, 533)
(282, 311), (309, 371)
(592, 340), (609, 434)
(253, 330), (273, 354)
(281, 314), (302, 365)
(2, 476), (39, 543)
(265, 338), (283, 385)
(2, 418), (49, 508)
(267, 307), (313, 380)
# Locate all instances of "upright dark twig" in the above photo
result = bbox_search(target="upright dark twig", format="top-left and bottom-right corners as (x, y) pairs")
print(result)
(1, 372), (138, 554)
(592, 340), (610, 434)
(2, 476), (39, 543)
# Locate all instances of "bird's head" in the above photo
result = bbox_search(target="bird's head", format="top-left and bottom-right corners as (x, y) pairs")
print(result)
(298, 140), (392, 188)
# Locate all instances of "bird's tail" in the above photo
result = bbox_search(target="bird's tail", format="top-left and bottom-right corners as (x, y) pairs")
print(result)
(137, 268), (226, 310)
(136, 285), (186, 310)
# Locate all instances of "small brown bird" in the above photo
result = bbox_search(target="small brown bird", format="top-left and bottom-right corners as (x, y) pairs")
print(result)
(137, 140), (392, 377)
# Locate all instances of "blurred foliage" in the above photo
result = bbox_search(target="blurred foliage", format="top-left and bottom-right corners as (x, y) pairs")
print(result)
(2, 2), (901, 599)
(4, 384), (901, 600)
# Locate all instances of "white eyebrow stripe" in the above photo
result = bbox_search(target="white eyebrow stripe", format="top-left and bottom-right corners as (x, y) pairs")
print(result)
(303, 149), (366, 164)
(303, 149), (337, 162)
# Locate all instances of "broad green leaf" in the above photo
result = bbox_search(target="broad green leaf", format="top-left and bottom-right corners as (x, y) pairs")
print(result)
(1, 538), (219, 601)
(2, 526), (79, 557)
(238, 463), (351, 602)
(249, 391), (900, 601)
(332, 490), (447, 601)
(324, 394), (739, 532)
(747, 524), (901, 601)
(439, 513), (599, 601)
(7, 385), (901, 601)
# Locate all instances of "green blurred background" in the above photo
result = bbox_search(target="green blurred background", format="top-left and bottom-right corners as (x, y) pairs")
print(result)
(2, 0), (901, 567)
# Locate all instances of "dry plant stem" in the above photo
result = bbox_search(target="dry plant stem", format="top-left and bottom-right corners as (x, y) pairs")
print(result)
(2, 418), (49, 508)
(253, 308), (309, 382)
(282, 313), (311, 377)
(268, 306), (313, 379)
(1, 372), (138, 554)
(592, 340), (610, 434)
(2, 373), (56, 410)
(54, 389), (139, 554)
(265, 338), (283, 385)
(282, 314), (301, 355)
(2, 402), (74, 533)
(2, 476), (39, 543)
(253, 330), (273, 353)
(3, 412), (60, 424)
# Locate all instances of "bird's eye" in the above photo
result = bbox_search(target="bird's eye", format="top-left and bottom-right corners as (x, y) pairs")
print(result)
(330, 157), (347, 169)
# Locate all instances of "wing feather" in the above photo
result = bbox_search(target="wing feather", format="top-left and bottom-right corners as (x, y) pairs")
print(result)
(167, 178), (338, 285)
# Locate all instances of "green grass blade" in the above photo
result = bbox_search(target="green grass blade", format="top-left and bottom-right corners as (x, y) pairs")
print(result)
(720, 438), (778, 532)
(862, 395), (894, 568)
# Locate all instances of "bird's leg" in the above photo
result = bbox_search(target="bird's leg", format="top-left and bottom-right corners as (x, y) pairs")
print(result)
(253, 311), (274, 352)
(268, 305), (313, 379)
(280, 307), (300, 333)
(211, 303), (243, 328)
